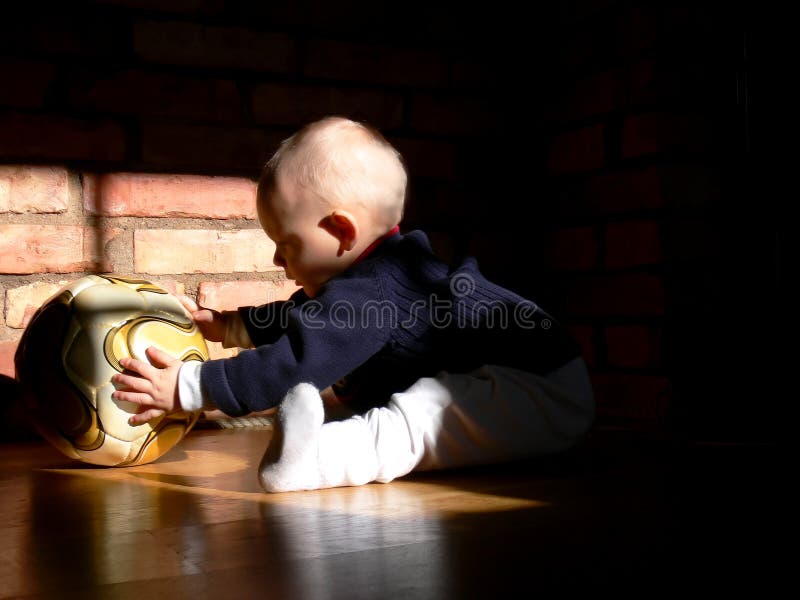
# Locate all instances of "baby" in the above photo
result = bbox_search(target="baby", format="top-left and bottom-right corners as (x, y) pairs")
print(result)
(113, 116), (594, 492)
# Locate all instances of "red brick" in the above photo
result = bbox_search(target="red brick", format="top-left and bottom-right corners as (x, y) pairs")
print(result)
(150, 280), (185, 298)
(614, 4), (661, 56)
(4, 281), (69, 329)
(553, 167), (668, 219)
(0, 339), (19, 378)
(567, 325), (595, 367)
(591, 372), (671, 421)
(404, 183), (462, 226)
(92, 0), (208, 13)
(563, 164), (719, 219)
(197, 280), (300, 311)
(546, 124), (605, 175)
(541, 226), (598, 270)
(141, 121), (280, 172)
(546, 70), (618, 124)
(252, 83), (404, 130)
(234, 2), (439, 42)
(546, 60), (660, 123)
(621, 112), (710, 158)
(562, 273), (665, 317)
(450, 55), (499, 89)
(581, 166), (666, 215)
(134, 229), (277, 274)
(605, 220), (661, 269)
(554, 21), (604, 71)
(83, 172), (257, 219)
(658, 165), (721, 210)
(133, 20), (297, 73)
(409, 94), (499, 136)
(68, 69), (241, 122)
(3, 11), (125, 58)
(466, 232), (519, 279)
(0, 58), (55, 108)
(0, 166), (69, 214)
(0, 225), (122, 274)
(605, 325), (662, 369)
(558, 0), (620, 25)
(0, 112), (126, 162)
(392, 137), (458, 181)
(662, 219), (724, 262)
(305, 39), (448, 88)
(552, 4), (658, 71)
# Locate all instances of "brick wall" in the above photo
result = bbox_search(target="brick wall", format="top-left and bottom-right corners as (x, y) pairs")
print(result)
(2, 1), (771, 442)
(529, 2), (774, 442)
(0, 166), (300, 373)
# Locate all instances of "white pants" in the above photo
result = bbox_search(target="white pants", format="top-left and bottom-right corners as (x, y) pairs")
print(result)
(259, 357), (595, 492)
(404, 357), (594, 472)
(330, 357), (595, 478)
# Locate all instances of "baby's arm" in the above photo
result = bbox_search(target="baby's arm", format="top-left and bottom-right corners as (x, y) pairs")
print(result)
(179, 296), (253, 348)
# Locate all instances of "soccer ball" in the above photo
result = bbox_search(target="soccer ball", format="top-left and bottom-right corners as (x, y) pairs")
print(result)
(14, 275), (209, 467)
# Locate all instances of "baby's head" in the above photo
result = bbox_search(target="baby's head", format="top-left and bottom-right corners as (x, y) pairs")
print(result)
(257, 117), (407, 296)
(259, 116), (407, 231)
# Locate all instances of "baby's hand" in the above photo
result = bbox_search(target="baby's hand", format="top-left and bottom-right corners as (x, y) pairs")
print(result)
(112, 347), (182, 425)
(179, 295), (228, 342)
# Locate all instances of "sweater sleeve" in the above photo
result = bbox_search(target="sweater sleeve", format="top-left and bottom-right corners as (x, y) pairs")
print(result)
(200, 271), (392, 416)
(237, 288), (310, 347)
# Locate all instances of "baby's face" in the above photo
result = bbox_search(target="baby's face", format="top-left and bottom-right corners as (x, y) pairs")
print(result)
(257, 176), (343, 298)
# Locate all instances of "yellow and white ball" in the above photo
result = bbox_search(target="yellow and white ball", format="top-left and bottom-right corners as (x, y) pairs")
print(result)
(15, 275), (208, 466)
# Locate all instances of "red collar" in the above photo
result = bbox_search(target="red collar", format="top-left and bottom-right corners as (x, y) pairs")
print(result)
(352, 225), (400, 265)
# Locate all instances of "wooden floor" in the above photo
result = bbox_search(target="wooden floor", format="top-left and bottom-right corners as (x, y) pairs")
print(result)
(0, 427), (781, 598)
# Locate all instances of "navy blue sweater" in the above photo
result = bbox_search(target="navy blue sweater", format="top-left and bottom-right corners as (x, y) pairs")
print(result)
(201, 230), (582, 416)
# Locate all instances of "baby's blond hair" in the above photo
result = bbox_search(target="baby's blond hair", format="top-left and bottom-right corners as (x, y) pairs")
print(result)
(259, 117), (407, 229)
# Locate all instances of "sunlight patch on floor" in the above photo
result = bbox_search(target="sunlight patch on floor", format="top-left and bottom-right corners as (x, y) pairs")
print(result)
(42, 444), (549, 517)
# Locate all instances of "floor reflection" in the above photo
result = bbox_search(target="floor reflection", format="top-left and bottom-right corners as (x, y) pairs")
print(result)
(10, 429), (612, 598)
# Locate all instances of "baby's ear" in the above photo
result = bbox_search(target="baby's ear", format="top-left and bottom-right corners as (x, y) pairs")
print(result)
(322, 210), (358, 252)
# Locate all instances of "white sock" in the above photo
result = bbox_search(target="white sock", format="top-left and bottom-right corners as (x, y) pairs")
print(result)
(258, 383), (422, 492)
(258, 383), (326, 493)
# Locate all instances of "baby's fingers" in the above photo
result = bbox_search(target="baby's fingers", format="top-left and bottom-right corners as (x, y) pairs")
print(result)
(112, 389), (154, 406)
(179, 295), (199, 314)
(119, 356), (156, 378)
(112, 372), (152, 394)
(128, 407), (165, 426)
(145, 346), (178, 368)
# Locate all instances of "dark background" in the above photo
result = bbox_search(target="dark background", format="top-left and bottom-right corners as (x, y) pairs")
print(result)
(0, 0), (784, 444)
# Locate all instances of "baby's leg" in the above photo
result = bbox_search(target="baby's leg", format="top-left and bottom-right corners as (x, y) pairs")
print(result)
(258, 358), (594, 492)
(407, 357), (595, 472)
(258, 379), (449, 492)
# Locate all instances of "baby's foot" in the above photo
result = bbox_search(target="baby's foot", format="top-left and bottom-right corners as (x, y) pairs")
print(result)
(258, 383), (324, 492)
